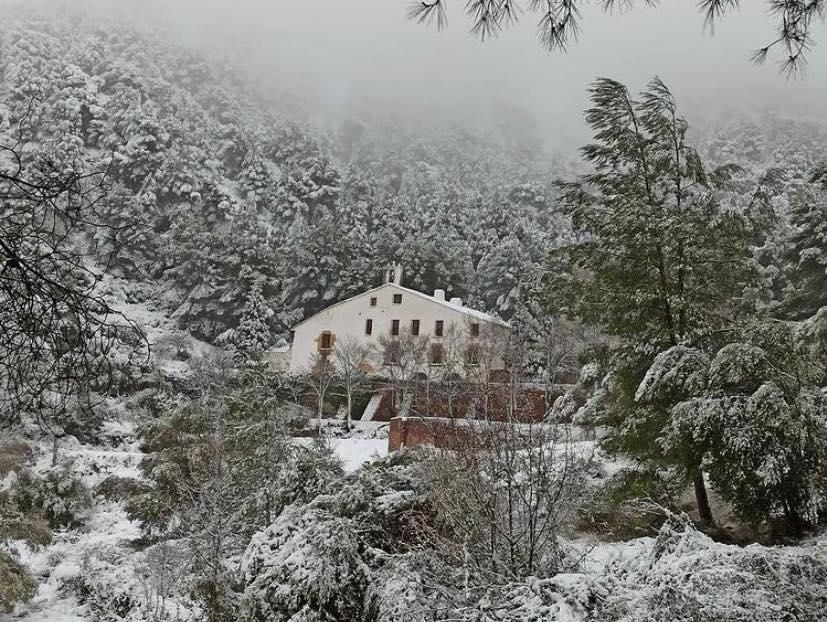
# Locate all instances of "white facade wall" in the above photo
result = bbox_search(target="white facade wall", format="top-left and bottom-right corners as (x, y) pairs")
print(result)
(288, 283), (507, 374)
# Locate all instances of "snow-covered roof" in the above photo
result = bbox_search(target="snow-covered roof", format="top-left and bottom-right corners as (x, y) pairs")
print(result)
(291, 282), (509, 330)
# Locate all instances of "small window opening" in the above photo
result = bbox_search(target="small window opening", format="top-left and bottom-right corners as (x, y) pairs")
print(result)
(391, 319), (400, 336)
(393, 293), (403, 304)
(384, 341), (401, 365)
(430, 343), (444, 365)
(365, 319), (373, 335)
(435, 320), (444, 337)
(319, 331), (333, 351)
(411, 319), (420, 335)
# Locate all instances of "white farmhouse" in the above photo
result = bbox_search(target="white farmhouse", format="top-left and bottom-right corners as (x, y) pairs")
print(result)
(287, 265), (509, 374)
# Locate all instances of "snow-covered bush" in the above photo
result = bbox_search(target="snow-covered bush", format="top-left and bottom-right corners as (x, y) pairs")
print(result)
(422, 421), (589, 584)
(241, 506), (369, 621)
(268, 442), (343, 518)
(646, 336), (827, 533)
(442, 519), (827, 621)
(239, 450), (432, 622)
(8, 467), (93, 529)
(577, 465), (684, 540)
(597, 519), (827, 621)
(550, 362), (613, 425)
(0, 548), (37, 614)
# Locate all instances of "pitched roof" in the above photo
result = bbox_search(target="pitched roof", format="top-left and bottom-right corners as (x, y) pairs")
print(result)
(291, 282), (509, 330)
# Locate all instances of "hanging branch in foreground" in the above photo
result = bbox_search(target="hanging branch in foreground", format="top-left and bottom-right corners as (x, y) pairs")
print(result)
(407, 0), (825, 75)
(0, 100), (148, 433)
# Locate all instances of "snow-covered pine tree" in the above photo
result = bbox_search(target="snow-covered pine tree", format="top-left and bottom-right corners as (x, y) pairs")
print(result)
(782, 170), (827, 319)
(549, 77), (767, 524)
(232, 276), (272, 366)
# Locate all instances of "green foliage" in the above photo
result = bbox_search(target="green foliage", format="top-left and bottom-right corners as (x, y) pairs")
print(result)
(8, 468), (93, 530)
(639, 318), (827, 532)
(549, 77), (759, 350)
(0, 548), (37, 614)
(577, 466), (684, 540)
(239, 451), (435, 622)
(782, 174), (827, 319)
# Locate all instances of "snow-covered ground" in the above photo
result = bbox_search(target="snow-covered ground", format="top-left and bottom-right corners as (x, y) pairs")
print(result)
(327, 438), (388, 472)
(7, 418), (390, 621)
(10, 439), (144, 622)
(11, 413), (827, 622)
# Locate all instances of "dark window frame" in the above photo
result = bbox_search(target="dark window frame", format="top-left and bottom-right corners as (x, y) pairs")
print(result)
(319, 331), (333, 351)
(393, 293), (403, 304)
(391, 319), (400, 336)
(435, 320), (444, 337)
(430, 343), (444, 365)
(365, 319), (373, 335)
(470, 322), (480, 337)
(370, 297), (377, 307)
(411, 319), (420, 335)
(384, 340), (401, 365)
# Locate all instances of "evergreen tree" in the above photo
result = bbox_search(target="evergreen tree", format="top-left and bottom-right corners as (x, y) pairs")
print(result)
(549, 77), (764, 524)
(782, 171), (827, 319)
(233, 277), (272, 366)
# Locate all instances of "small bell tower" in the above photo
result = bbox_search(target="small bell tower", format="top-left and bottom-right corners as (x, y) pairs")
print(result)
(384, 262), (403, 286)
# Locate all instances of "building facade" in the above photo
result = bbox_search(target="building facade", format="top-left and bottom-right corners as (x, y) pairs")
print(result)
(287, 266), (509, 375)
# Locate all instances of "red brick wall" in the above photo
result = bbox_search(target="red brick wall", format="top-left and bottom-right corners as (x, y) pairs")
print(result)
(388, 416), (456, 451)
(369, 389), (397, 422)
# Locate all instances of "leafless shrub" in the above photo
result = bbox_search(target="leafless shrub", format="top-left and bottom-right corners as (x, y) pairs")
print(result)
(421, 416), (590, 589)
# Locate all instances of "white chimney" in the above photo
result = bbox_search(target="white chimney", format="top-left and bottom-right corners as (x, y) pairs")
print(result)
(433, 289), (446, 301)
(449, 297), (463, 307)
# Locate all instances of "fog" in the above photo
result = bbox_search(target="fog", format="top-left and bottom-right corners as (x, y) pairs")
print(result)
(20, 0), (827, 151)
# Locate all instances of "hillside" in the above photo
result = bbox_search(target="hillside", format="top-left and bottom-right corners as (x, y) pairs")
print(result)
(2, 5), (827, 622)
(0, 8), (569, 352)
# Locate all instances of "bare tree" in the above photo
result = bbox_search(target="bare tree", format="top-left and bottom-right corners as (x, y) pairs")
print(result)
(133, 541), (191, 622)
(406, 0), (825, 75)
(426, 324), (469, 418)
(304, 352), (336, 429)
(1, 97), (146, 434)
(377, 330), (430, 413)
(422, 409), (588, 587)
(332, 337), (372, 431)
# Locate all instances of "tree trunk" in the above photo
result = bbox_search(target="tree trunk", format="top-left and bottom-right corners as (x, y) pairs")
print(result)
(317, 392), (324, 431)
(346, 393), (352, 432)
(693, 471), (714, 526)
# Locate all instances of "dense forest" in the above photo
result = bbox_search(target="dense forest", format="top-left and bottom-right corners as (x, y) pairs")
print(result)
(2, 7), (827, 622)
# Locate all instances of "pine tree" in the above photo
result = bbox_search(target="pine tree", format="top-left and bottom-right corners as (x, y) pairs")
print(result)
(782, 171), (827, 319)
(549, 77), (766, 524)
(233, 278), (272, 366)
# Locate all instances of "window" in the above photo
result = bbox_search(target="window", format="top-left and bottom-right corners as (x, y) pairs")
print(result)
(470, 322), (480, 337)
(365, 319), (373, 335)
(466, 345), (480, 366)
(319, 331), (333, 352)
(393, 293), (403, 304)
(370, 297), (377, 307)
(435, 320), (444, 337)
(430, 343), (444, 365)
(391, 319), (400, 336)
(411, 319), (420, 335)
(384, 341), (401, 365)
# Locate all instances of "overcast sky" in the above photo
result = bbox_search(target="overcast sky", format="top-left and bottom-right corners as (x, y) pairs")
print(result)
(19, 0), (827, 151)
